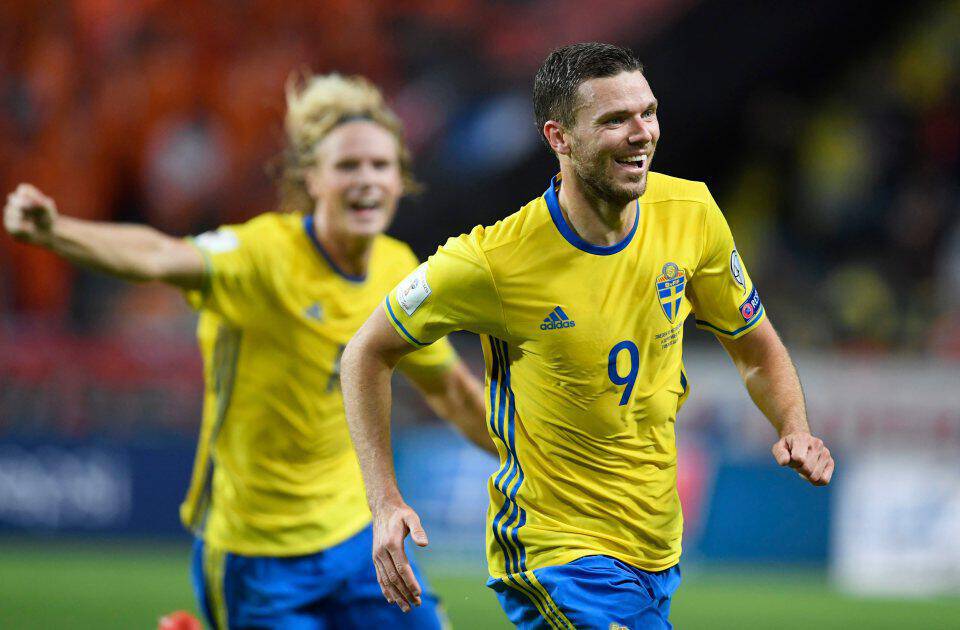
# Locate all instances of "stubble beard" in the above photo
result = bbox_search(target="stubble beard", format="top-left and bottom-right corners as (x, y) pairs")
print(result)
(571, 148), (646, 208)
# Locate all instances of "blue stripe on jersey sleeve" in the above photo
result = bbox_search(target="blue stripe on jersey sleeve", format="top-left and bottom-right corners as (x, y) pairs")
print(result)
(695, 304), (765, 337)
(384, 298), (429, 346)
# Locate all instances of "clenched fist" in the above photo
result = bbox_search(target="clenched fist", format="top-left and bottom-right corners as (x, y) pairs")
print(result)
(772, 432), (834, 486)
(4, 183), (58, 246)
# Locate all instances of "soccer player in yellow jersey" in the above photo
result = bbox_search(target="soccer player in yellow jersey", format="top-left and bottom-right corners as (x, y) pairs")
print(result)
(342, 43), (835, 628)
(4, 73), (493, 628)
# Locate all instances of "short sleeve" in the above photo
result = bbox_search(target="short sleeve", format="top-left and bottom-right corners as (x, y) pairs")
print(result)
(383, 227), (505, 347)
(382, 242), (458, 375)
(182, 218), (272, 325)
(688, 190), (766, 338)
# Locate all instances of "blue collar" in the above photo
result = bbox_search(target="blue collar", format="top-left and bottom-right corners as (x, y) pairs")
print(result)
(543, 175), (639, 255)
(303, 214), (367, 283)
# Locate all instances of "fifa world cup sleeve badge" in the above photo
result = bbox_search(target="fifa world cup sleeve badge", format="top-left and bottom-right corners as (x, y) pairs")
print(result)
(730, 249), (746, 294)
(397, 264), (432, 316)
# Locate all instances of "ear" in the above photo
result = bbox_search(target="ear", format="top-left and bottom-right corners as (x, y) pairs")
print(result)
(543, 121), (572, 156)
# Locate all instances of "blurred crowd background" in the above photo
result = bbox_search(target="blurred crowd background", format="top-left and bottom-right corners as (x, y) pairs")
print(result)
(2, 0), (958, 353)
(1, 1), (959, 626)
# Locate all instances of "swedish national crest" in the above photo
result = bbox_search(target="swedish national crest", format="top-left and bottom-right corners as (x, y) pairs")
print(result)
(655, 262), (686, 323)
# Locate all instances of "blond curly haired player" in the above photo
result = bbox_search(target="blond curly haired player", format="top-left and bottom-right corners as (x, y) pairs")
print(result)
(5, 73), (492, 628)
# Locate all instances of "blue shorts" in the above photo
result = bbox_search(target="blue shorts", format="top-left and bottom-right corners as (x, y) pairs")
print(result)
(191, 525), (445, 629)
(487, 556), (681, 630)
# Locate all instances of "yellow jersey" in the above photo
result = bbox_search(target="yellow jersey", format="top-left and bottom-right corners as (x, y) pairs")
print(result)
(384, 173), (764, 578)
(181, 212), (454, 556)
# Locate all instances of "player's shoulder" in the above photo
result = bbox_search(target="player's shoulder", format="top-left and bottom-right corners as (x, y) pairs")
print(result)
(255, 211), (303, 237)
(372, 234), (421, 278)
(214, 211), (299, 244)
(642, 172), (714, 206)
(374, 233), (418, 262)
(191, 211), (287, 256)
(446, 192), (552, 258)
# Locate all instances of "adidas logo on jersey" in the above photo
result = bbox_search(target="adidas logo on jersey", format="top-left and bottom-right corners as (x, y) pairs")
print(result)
(540, 306), (576, 330)
(304, 302), (324, 322)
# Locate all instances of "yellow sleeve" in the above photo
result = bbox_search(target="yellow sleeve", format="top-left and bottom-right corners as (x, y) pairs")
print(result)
(383, 226), (506, 347)
(182, 218), (273, 325)
(689, 190), (766, 338)
(384, 243), (459, 375)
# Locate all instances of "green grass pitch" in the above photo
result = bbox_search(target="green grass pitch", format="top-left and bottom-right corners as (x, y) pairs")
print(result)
(1, 541), (958, 629)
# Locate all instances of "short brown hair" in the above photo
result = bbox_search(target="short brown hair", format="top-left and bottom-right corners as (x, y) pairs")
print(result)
(533, 43), (644, 148)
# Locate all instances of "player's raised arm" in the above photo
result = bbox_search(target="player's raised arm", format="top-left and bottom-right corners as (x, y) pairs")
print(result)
(717, 318), (835, 486)
(341, 307), (428, 613)
(3, 183), (205, 289)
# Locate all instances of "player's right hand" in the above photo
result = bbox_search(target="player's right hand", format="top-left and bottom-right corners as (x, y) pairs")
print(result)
(4, 183), (58, 246)
(371, 500), (429, 613)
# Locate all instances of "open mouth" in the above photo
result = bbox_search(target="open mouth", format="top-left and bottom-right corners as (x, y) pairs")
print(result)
(615, 154), (648, 172)
(348, 201), (381, 215)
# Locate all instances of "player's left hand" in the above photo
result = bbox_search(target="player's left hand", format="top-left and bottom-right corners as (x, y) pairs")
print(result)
(772, 432), (834, 486)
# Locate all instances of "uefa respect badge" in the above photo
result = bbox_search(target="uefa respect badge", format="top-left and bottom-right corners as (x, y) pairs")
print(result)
(739, 287), (762, 322)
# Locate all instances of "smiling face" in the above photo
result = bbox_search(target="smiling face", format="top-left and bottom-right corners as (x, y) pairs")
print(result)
(560, 70), (659, 205)
(305, 120), (404, 239)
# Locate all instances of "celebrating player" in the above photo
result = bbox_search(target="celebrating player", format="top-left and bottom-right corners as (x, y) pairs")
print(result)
(4, 73), (493, 628)
(341, 43), (835, 628)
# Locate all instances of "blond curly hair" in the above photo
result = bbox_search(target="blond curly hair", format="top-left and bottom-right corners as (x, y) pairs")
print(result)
(277, 72), (419, 213)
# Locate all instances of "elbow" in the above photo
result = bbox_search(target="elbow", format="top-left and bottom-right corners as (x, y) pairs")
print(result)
(135, 256), (165, 282)
(739, 362), (764, 385)
(340, 338), (372, 407)
(120, 243), (171, 283)
(341, 337), (364, 373)
(341, 335), (370, 381)
(113, 259), (159, 283)
(342, 331), (387, 378)
(143, 234), (202, 284)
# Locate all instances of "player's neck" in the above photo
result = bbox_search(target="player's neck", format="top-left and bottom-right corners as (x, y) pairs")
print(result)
(312, 211), (374, 278)
(557, 170), (635, 247)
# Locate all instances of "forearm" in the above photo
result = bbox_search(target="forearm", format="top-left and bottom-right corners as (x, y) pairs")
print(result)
(720, 320), (810, 437)
(44, 217), (173, 281)
(740, 353), (808, 437)
(425, 391), (495, 455)
(421, 364), (496, 456)
(721, 320), (833, 484)
(445, 397), (496, 455)
(342, 340), (406, 511)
